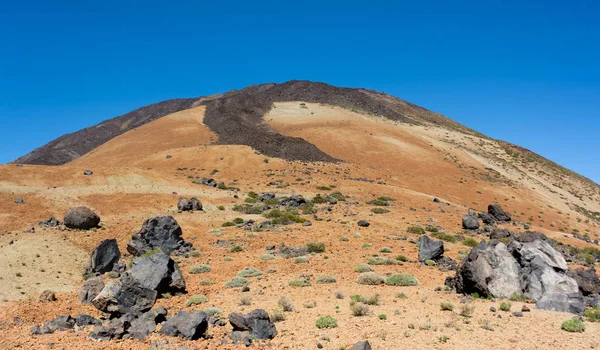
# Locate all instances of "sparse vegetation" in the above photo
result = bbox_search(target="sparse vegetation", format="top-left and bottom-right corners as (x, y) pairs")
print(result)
(306, 242), (326, 253)
(440, 302), (454, 311)
(289, 280), (312, 287)
(224, 277), (249, 288)
(270, 310), (286, 323)
(316, 316), (338, 329)
(278, 296), (294, 312)
(367, 257), (397, 265)
(500, 302), (511, 312)
(407, 226), (425, 235)
(185, 294), (208, 306)
(237, 267), (262, 277)
(385, 274), (418, 286)
(188, 264), (211, 274)
(561, 319), (585, 332)
(357, 272), (385, 285)
(317, 275), (337, 284)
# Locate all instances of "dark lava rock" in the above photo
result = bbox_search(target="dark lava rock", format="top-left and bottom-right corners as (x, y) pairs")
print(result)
(126, 216), (194, 256)
(45, 315), (75, 332)
(418, 235), (444, 262)
(128, 252), (186, 293)
(88, 316), (129, 341)
(159, 311), (208, 340)
(64, 206), (100, 230)
(357, 220), (370, 227)
(568, 267), (600, 296)
(14, 198), (24, 204)
(38, 216), (61, 227)
(154, 306), (168, 323)
(488, 204), (511, 222)
(512, 312), (523, 317)
(75, 314), (102, 327)
(83, 170), (93, 176)
(89, 239), (121, 274)
(490, 228), (512, 240)
(522, 305), (531, 312)
(128, 311), (157, 341)
(228, 309), (277, 340)
(478, 212), (496, 225)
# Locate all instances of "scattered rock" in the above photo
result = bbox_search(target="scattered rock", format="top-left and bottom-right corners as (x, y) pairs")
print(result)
(478, 212), (496, 225)
(89, 316), (129, 341)
(357, 220), (370, 227)
(488, 204), (511, 222)
(568, 268), (600, 296)
(490, 306), (497, 312)
(349, 341), (372, 350)
(83, 170), (93, 176)
(522, 305), (531, 312)
(38, 216), (61, 227)
(89, 239), (121, 274)
(462, 215), (480, 230)
(418, 235), (444, 262)
(512, 312), (523, 317)
(228, 309), (277, 340)
(154, 306), (168, 323)
(159, 311), (208, 340)
(64, 206), (100, 230)
(490, 228), (512, 240)
(45, 315), (75, 332)
(128, 311), (157, 341)
(14, 198), (24, 204)
(75, 314), (102, 327)
(39, 290), (56, 303)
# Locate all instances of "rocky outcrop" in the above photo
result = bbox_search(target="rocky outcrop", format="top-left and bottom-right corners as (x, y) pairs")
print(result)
(568, 268), (600, 296)
(38, 216), (61, 227)
(64, 207), (100, 230)
(349, 341), (372, 350)
(126, 216), (194, 256)
(92, 252), (184, 316)
(448, 239), (584, 313)
(418, 235), (444, 262)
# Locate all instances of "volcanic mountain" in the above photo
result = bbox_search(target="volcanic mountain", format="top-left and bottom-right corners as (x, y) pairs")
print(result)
(1, 80), (599, 349)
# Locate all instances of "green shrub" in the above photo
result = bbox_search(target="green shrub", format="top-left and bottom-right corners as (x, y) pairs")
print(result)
(407, 226), (425, 235)
(224, 256), (233, 261)
(217, 205), (225, 211)
(245, 197), (259, 203)
(294, 256), (309, 264)
(232, 217), (244, 224)
(350, 302), (371, 316)
(378, 196), (396, 201)
(237, 267), (262, 277)
(385, 274), (419, 286)
(354, 264), (373, 273)
(185, 294), (208, 306)
(224, 277), (249, 288)
(510, 292), (526, 302)
(203, 307), (222, 316)
(561, 319), (585, 332)
(425, 225), (439, 233)
(222, 221), (235, 227)
(316, 186), (332, 191)
(425, 259), (436, 266)
(578, 253), (596, 265)
(198, 279), (214, 286)
(368, 257), (397, 265)
(371, 208), (390, 214)
(367, 198), (390, 206)
(584, 308), (600, 322)
(378, 314), (387, 320)
(440, 302), (454, 311)
(500, 302), (511, 311)
(360, 294), (380, 305)
(462, 237), (479, 247)
(357, 272), (385, 285)
(278, 296), (294, 312)
(260, 253), (275, 260)
(188, 264), (211, 274)
(317, 275), (337, 284)
(396, 255), (409, 262)
(230, 245), (244, 253)
(340, 236), (349, 242)
(306, 242), (326, 253)
(379, 247), (393, 253)
(232, 204), (264, 214)
(330, 193), (346, 201)
(316, 316), (338, 329)
(289, 280), (312, 287)
(431, 232), (457, 243)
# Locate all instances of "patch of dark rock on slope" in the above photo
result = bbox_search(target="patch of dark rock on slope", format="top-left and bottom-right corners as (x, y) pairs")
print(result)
(14, 98), (197, 165)
(203, 80), (424, 162)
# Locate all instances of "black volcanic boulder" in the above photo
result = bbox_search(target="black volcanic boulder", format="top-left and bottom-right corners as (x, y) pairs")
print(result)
(89, 239), (121, 274)
(228, 309), (277, 340)
(490, 228), (513, 240)
(462, 215), (480, 230)
(92, 252), (184, 316)
(450, 239), (583, 314)
(488, 204), (511, 222)
(190, 197), (202, 211)
(159, 311), (208, 340)
(418, 235), (444, 262)
(126, 216), (193, 256)
(64, 206), (100, 230)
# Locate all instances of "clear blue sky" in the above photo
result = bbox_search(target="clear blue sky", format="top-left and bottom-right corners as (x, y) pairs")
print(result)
(1, 1), (598, 183)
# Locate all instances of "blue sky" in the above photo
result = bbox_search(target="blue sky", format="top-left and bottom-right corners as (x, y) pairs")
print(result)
(1, 1), (598, 183)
